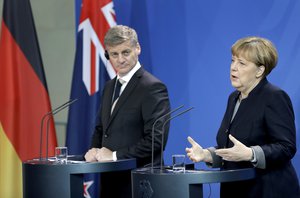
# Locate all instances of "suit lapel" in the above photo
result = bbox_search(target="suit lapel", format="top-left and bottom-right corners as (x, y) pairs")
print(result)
(227, 92), (239, 125)
(230, 99), (246, 128)
(229, 82), (263, 135)
(102, 78), (116, 128)
(105, 68), (144, 131)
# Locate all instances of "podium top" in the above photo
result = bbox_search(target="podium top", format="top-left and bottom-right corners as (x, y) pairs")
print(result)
(23, 158), (137, 174)
(132, 167), (255, 184)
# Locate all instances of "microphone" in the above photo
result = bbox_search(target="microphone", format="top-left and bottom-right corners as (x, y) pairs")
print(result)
(39, 98), (78, 161)
(160, 107), (194, 171)
(151, 105), (184, 172)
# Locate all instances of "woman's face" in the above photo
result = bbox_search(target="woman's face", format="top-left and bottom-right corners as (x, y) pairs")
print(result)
(230, 55), (263, 96)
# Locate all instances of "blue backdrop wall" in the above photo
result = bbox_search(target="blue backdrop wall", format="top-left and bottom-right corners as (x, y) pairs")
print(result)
(106, 0), (300, 197)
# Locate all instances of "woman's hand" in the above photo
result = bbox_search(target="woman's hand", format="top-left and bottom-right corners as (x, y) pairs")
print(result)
(186, 136), (208, 162)
(215, 134), (253, 161)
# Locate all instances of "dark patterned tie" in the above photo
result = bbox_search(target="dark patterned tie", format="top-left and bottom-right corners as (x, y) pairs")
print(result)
(112, 79), (122, 105)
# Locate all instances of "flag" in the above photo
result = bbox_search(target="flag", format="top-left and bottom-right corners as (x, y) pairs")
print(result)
(0, 0), (57, 197)
(66, 0), (117, 197)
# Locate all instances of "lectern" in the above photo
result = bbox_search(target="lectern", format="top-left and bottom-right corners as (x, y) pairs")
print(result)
(23, 158), (136, 198)
(132, 167), (255, 198)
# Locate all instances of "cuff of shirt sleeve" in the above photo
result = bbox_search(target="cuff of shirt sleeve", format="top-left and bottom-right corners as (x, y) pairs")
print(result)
(206, 147), (222, 168)
(250, 145), (266, 169)
(112, 151), (117, 161)
(250, 148), (257, 163)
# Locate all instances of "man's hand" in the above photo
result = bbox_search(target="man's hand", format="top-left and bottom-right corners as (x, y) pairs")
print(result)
(95, 147), (114, 162)
(84, 148), (98, 162)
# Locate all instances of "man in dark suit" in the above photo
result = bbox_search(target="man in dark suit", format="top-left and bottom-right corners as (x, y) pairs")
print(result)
(85, 25), (171, 198)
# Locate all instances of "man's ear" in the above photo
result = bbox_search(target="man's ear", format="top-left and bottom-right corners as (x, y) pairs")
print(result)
(136, 43), (141, 55)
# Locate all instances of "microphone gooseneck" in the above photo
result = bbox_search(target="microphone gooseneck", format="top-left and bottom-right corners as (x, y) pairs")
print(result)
(39, 98), (78, 161)
(160, 107), (194, 171)
(151, 105), (184, 172)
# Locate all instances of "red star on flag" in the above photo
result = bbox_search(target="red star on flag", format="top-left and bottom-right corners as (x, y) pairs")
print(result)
(83, 180), (94, 198)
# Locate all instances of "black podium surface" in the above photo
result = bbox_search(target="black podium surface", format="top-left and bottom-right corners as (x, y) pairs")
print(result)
(23, 157), (136, 198)
(132, 167), (255, 198)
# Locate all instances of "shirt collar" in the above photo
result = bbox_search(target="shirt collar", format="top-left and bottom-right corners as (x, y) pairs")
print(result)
(117, 61), (141, 83)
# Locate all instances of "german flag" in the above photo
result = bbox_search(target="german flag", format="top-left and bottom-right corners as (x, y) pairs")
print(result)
(0, 0), (57, 197)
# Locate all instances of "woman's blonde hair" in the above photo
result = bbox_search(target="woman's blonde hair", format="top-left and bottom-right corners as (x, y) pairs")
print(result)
(231, 36), (278, 76)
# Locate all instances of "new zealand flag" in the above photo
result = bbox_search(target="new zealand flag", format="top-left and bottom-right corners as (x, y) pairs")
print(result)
(66, 0), (117, 197)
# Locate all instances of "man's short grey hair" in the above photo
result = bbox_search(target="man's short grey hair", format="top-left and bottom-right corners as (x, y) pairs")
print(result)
(104, 25), (139, 47)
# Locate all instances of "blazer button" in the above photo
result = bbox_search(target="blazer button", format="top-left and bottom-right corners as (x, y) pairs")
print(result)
(104, 134), (108, 138)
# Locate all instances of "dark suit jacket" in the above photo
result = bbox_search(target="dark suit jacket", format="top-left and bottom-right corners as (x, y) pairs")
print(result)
(90, 67), (170, 198)
(216, 78), (299, 198)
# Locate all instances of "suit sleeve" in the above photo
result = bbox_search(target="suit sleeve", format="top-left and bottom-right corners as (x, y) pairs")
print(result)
(90, 85), (108, 148)
(116, 81), (171, 160)
(261, 89), (297, 167)
(90, 107), (103, 148)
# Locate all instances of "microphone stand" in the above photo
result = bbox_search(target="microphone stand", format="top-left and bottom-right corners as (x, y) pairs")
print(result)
(160, 107), (194, 171)
(151, 105), (184, 173)
(39, 98), (78, 161)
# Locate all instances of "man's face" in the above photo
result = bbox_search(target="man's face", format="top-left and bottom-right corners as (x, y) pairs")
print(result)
(106, 40), (141, 76)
